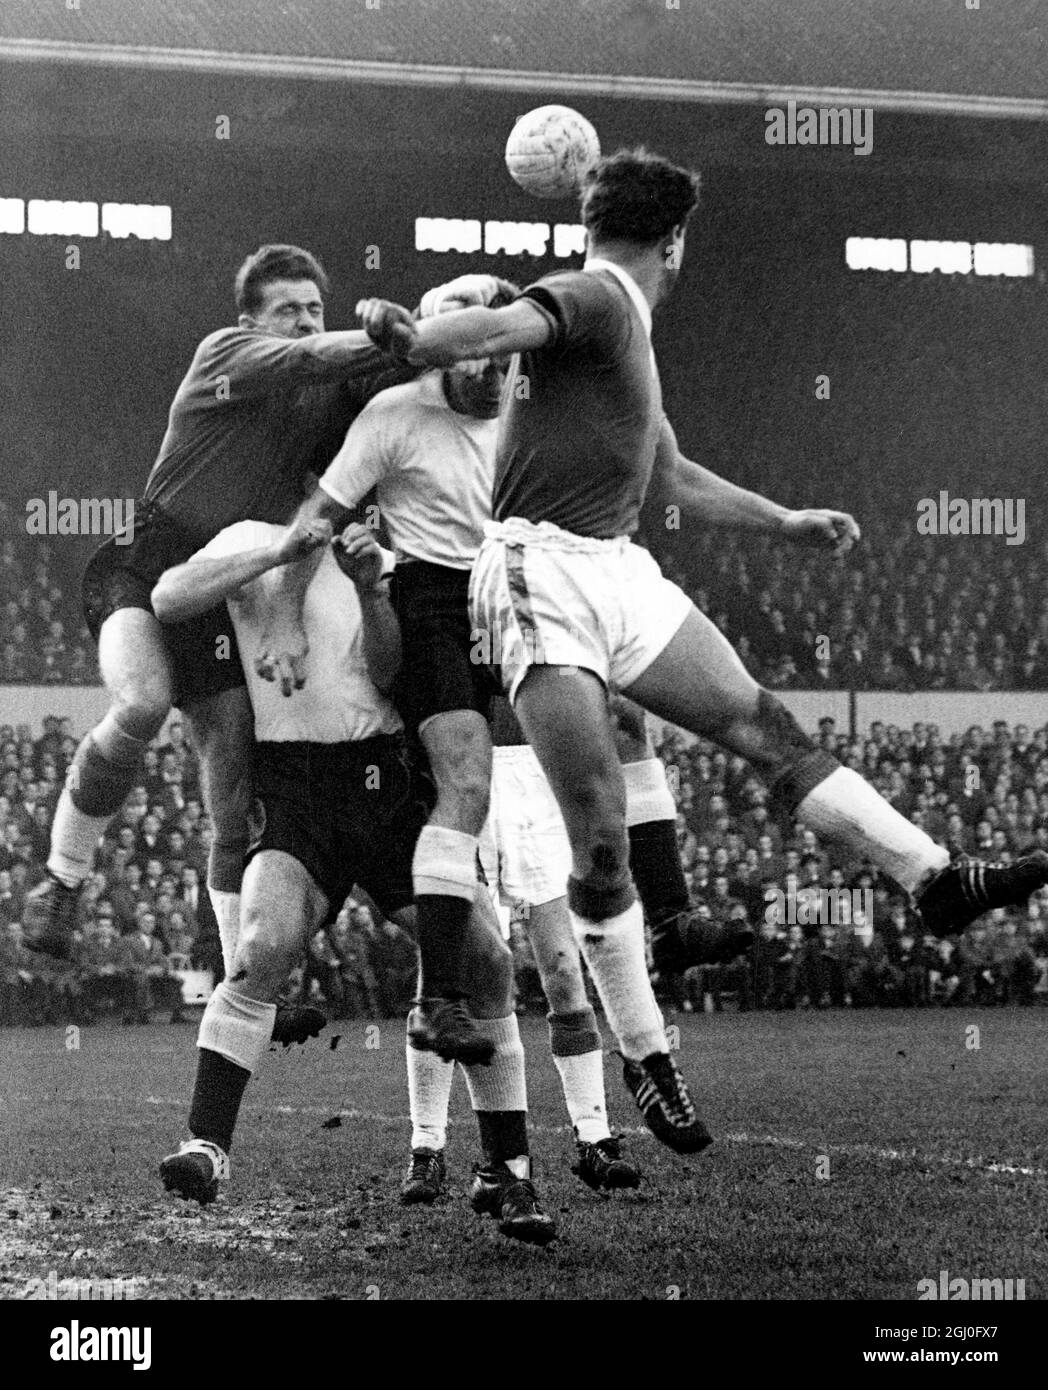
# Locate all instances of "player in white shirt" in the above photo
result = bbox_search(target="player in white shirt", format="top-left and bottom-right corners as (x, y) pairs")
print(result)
(315, 336), (556, 1222)
(264, 288), (752, 1220)
(280, 284), (749, 1198)
(148, 514), (555, 1243)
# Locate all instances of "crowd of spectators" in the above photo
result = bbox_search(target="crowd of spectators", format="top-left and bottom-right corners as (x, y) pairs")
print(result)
(3, 707), (1048, 1026)
(0, 517), (99, 685)
(0, 713), (420, 1027)
(643, 716), (1048, 1012)
(4, 496), (1048, 693)
(649, 523), (1048, 693)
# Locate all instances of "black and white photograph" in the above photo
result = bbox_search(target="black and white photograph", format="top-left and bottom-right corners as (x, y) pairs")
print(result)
(0, 0), (1045, 1344)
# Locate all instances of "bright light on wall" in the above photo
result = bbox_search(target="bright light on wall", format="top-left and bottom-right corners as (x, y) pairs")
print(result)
(846, 237), (907, 272)
(416, 217), (585, 258)
(847, 236), (1034, 277)
(972, 242), (1034, 277)
(0, 197), (172, 240)
(0, 197), (27, 234)
(910, 240), (973, 275)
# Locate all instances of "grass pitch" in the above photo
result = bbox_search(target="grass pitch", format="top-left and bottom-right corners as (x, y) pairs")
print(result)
(2, 1009), (1046, 1300)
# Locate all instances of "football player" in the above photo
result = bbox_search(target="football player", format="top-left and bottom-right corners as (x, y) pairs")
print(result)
(152, 513), (554, 1245)
(355, 147), (1048, 1151)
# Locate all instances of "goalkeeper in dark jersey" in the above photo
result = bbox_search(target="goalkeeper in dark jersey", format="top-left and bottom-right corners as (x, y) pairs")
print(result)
(24, 245), (478, 1046)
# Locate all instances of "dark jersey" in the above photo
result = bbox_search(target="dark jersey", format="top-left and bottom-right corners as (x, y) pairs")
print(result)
(492, 268), (664, 539)
(143, 328), (413, 548)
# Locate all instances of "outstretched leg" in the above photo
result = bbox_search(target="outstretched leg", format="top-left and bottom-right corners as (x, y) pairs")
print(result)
(625, 606), (1048, 931)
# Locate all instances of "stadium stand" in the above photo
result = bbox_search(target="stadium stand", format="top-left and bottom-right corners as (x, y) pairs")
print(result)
(2, 709), (1045, 1025)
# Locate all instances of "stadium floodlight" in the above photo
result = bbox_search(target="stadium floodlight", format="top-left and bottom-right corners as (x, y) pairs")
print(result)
(27, 199), (99, 237)
(910, 240), (973, 275)
(484, 220), (550, 256)
(845, 237), (907, 272)
(554, 223), (587, 258)
(415, 217), (483, 254)
(101, 204), (172, 241)
(0, 197), (26, 234)
(973, 242), (1034, 277)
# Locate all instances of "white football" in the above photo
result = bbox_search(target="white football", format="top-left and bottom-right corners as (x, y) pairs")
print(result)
(505, 105), (601, 200)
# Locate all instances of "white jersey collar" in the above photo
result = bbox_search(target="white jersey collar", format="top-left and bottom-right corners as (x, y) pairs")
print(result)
(583, 257), (653, 338)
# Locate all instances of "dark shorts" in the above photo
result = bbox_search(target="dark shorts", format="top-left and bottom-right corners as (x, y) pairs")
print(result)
(81, 501), (245, 708)
(246, 733), (432, 917)
(391, 560), (501, 733)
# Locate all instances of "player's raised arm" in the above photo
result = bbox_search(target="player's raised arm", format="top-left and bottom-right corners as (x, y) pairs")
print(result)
(331, 523), (402, 694)
(649, 417), (861, 556)
(357, 297), (553, 366)
(254, 389), (395, 691)
(203, 327), (393, 397)
(151, 518), (332, 624)
(214, 266), (504, 396)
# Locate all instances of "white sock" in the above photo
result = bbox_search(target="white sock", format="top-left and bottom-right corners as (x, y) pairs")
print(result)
(47, 789), (107, 887)
(461, 1014), (527, 1113)
(209, 890), (242, 977)
(553, 1050), (610, 1143)
(412, 824), (479, 897)
(623, 758), (677, 827)
(798, 767), (949, 894)
(406, 1013), (455, 1151)
(570, 900), (666, 1062)
(548, 1006), (609, 1142)
(197, 982), (275, 1074)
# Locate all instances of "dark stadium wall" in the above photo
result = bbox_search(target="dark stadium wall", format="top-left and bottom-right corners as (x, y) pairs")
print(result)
(1, 66), (1046, 515)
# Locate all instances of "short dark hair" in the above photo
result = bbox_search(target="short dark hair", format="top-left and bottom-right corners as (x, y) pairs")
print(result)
(235, 244), (329, 315)
(581, 148), (700, 246)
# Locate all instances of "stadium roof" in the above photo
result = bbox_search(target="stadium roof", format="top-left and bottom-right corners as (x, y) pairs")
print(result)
(1, 0), (1045, 120)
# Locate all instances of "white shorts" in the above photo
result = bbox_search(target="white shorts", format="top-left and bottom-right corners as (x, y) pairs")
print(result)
(469, 517), (692, 703)
(478, 744), (572, 907)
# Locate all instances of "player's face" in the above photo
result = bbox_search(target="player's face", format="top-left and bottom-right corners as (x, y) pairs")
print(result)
(246, 279), (326, 338)
(445, 357), (509, 418)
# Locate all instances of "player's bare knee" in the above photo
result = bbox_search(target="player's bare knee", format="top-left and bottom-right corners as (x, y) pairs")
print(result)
(231, 914), (299, 994)
(111, 690), (170, 744)
(581, 828), (631, 886)
(569, 836), (634, 923)
(540, 952), (586, 1014)
(436, 779), (490, 837)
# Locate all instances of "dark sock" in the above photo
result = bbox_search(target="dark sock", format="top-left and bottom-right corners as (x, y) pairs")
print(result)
(188, 1049), (251, 1153)
(477, 1111), (529, 1169)
(71, 737), (141, 817)
(629, 819), (690, 924)
(416, 894), (473, 998)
